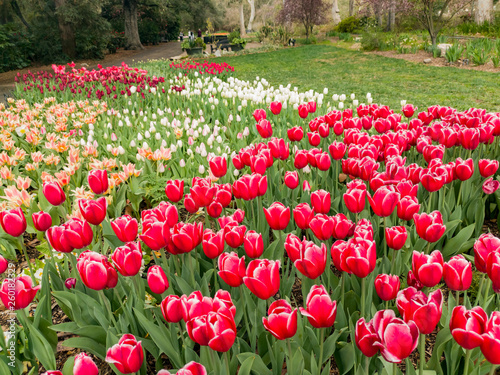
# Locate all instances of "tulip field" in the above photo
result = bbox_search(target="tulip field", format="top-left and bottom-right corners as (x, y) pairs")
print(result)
(1, 58), (500, 375)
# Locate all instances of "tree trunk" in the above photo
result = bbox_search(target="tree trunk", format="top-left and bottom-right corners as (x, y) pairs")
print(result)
(475, 0), (493, 24)
(54, 0), (76, 58)
(239, 1), (247, 37)
(386, 1), (395, 31)
(332, 0), (341, 25)
(349, 0), (354, 17)
(247, 0), (255, 31)
(10, 0), (30, 29)
(123, 0), (143, 50)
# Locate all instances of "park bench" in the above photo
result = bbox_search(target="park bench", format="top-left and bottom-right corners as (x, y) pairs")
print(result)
(210, 39), (231, 54)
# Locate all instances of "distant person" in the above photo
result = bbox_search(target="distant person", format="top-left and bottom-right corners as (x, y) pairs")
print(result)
(189, 31), (194, 43)
(198, 29), (202, 38)
(179, 31), (184, 42)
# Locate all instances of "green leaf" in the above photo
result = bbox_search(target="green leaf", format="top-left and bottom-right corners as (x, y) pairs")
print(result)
(237, 353), (272, 375)
(62, 337), (106, 360)
(442, 224), (474, 258)
(62, 356), (75, 375)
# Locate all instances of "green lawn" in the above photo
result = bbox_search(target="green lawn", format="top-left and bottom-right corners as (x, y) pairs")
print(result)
(210, 44), (500, 111)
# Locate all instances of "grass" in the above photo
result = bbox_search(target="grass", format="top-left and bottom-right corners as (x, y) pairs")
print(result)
(207, 44), (500, 111)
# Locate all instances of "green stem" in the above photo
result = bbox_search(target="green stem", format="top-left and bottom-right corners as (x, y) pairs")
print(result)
(99, 289), (117, 327)
(419, 334), (426, 375)
(425, 242), (432, 255)
(456, 290), (460, 305)
(286, 339), (293, 375)
(225, 351), (231, 375)
(361, 277), (366, 318)
(340, 273), (345, 310)
(456, 181), (463, 207)
(393, 362), (398, 375)
(21, 241), (36, 283)
(178, 322), (186, 349)
(463, 349), (471, 375)
(489, 365), (497, 375)
(383, 217), (388, 266)
(318, 328), (325, 375)
(209, 348), (219, 373)
(484, 279), (492, 308)
(427, 192), (433, 213)
(187, 253), (196, 288)
(239, 286), (253, 351)
(475, 273), (486, 306)
(213, 258), (219, 291)
(365, 355), (370, 375)
(390, 249), (396, 275)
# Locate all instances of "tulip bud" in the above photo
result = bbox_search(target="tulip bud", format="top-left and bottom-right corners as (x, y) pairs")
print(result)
(88, 170), (108, 194)
(32, 211), (52, 232)
(73, 352), (99, 375)
(64, 278), (76, 289)
(0, 255), (7, 274)
(243, 230), (263, 258)
(43, 181), (66, 206)
(0, 208), (27, 237)
(374, 274), (400, 301)
(105, 334), (144, 374)
(284, 171), (299, 189)
(147, 265), (169, 294)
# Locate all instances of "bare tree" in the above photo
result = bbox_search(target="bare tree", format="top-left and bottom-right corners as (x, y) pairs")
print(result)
(332, 0), (341, 25)
(247, 0), (256, 31)
(279, 0), (329, 40)
(123, 0), (144, 50)
(475, 0), (493, 24)
(239, 0), (247, 36)
(349, 0), (355, 16)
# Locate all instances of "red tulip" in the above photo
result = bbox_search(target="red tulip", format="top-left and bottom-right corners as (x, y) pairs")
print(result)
(443, 254), (472, 291)
(224, 224), (246, 248)
(243, 259), (280, 300)
(218, 252), (246, 287)
(397, 196), (420, 221)
(262, 300), (297, 340)
(88, 170), (108, 194)
(474, 233), (500, 273)
(244, 230), (263, 258)
(32, 211), (52, 232)
(74, 353), (99, 375)
(270, 101), (282, 115)
(41, 371), (62, 375)
(331, 213), (355, 240)
(328, 141), (347, 160)
(268, 138), (289, 160)
(142, 202), (179, 229)
(287, 126), (304, 142)
(78, 197), (107, 225)
(111, 241), (143, 277)
(307, 131), (321, 146)
(293, 203), (315, 230)
(374, 274), (400, 301)
(184, 193), (200, 213)
(171, 222), (203, 254)
(455, 158), (474, 181)
(186, 310), (236, 352)
(165, 179), (184, 202)
(77, 250), (118, 290)
(157, 361), (207, 375)
(367, 186), (400, 217)
(310, 189), (331, 214)
(413, 211), (446, 243)
(253, 108), (266, 122)
(298, 104), (309, 118)
(190, 178), (216, 207)
(479, 159), (499, 178)
(111, 215), (138, 243)
(105, 334), (144, 374)
(263, 202), (290, 231)
(343, 188), (367, 214)
(0, 275), (40, 310)
(343, 238), (377, 278)
(284, 171), (299, 189)
(64, 278), (76, 289)
(486, 251), (500, 293)
(0, 255), (7, 274)
(385, 226), (407, 251)
(202, 229), (225, 259)
(357, 310), (419, 363)
(0, 207), (27, 237)
(161, 295), (183, 323)
(396, 287), (443, 334)
(450, 306), (487, 350)
(299, 285), (337, 328)
(43, 181), (66, 206)
(481, 311), (500, 364)
(181, 291), (217, 321)
(256, 119), (273, 138)
(294, 149), (308, 169)
(147, 265), (169, 294)
(46, 218), (93, 253)
(412, 250), (443, 287)
(402, 104), (416, 118)
(294, 240), (327, 279)
(209, 156), (227, 178)
(309, 214), (334, 241)
(459, 128), (480, 150)
(483, 177), (500, 194)
(139, 220), (171, 251)
(355, 318), (379, 357)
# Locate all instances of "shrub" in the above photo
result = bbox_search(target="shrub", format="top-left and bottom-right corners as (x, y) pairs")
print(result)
(445, 43), (464, 63)
(0, 23), (32, 72)
(336, 16), (361, 33)
(229, 30), (240, 42)
(361, 30), (387, 51)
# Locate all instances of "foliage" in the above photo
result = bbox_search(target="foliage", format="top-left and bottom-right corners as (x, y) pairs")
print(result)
(467, 38), (494, 65)
(181, 37), (206, 50)
(229, 30), (240, 42)
(361, 29), (389, 51)
(445, 43), (464, 63)
(0, 23), (32, 72)
(232, 37), (247, 47)
(335, 16), (361, 33)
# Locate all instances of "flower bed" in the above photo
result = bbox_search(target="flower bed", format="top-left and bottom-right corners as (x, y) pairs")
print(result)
(0, 61), (500, 375)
